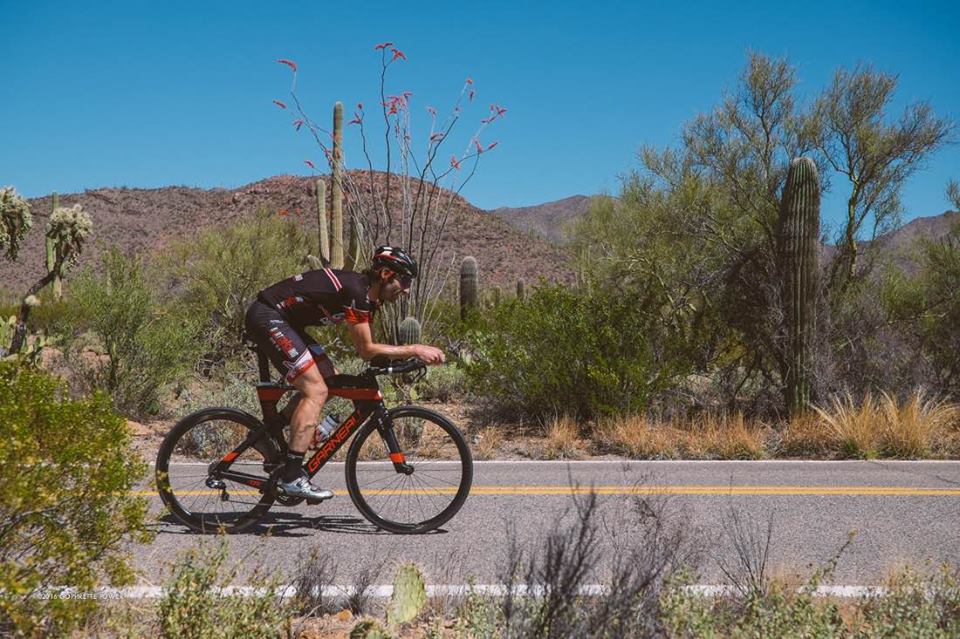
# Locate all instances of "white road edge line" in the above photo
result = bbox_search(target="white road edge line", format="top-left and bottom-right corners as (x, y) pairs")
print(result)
(32, 584), (887, 600)
(153, 459), (960, 467)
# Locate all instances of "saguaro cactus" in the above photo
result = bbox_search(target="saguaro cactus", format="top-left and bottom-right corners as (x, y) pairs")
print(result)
(516, 278), (525, 300)
(386, 562), (427, 625)
(345, 214), (362, 272)
(491, 285), (502, 307)
(777, 157), (821, 417)
(459, 256), (478, 320)
(45, 193), (62, 298)
(330, 102), (345, 269)
(398, 316), (421, 345)
(315, 179), (329, 264)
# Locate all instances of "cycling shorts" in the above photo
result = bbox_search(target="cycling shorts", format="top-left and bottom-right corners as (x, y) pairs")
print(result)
(244, 300), (330, 383)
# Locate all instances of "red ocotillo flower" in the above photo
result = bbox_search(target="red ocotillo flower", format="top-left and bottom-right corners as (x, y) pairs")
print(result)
(465, 77), (473, 85)
(486, 141), (499, 151)
(391, 48), (407, 61)
(481, 116), (495, 124)
(430, 132), (444, 142)
(468, 90), (476, 102)
(450, 155), (461, 170)
(348, 112), (363, 125)
(374, 41), (394, 50)
(293, 119), (304, 131)
(357, 102), (363, 110)
(304, 160), (316, 170)
(474, 139), (483, 154)
(426, 106), (437, 117)
(272, 99), (287, 109)
(277, 59), (297, 72)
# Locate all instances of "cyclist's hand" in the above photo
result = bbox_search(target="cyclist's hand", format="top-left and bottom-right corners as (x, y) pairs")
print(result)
(412, 345), (445, 365)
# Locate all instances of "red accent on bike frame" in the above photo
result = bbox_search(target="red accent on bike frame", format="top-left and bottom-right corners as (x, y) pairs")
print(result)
(389, 453), (406, 464)
(257, 387), (288, 401)
(329, 387), (383, 401)
(249, 479), (263, 488)
(223, 451), (239, 462)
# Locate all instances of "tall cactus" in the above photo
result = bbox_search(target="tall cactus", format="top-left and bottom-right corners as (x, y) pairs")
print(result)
(45, 193), (62, 298)
(330, 101), (345, 269)
(459, 256), (478, 320)
(315, 179), (329, 264)
(516, 278), (525, 300)
(491, 285), (502, 307)
(0, 186), (32, 262)
(398, 316), (421, 345)
(345, 213), (363, 272)
(777, 157), (821, 417)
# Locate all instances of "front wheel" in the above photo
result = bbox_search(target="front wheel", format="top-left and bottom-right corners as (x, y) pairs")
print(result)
(345, 406), (473, 533)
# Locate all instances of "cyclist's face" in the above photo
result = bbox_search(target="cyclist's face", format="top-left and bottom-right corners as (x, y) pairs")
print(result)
(380, 270), (411, 302)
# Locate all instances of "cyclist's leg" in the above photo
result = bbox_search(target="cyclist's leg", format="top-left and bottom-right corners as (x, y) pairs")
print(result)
(301, 332), (338, 378)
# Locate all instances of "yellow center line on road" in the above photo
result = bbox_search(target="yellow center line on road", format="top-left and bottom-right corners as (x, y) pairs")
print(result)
(132, 485), (960, 497)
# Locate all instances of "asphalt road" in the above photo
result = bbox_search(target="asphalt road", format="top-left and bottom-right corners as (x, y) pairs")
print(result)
(135, 460), (960, 587)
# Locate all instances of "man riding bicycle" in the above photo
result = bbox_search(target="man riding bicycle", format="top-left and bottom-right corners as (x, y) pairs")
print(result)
(244, 246), (445, 502)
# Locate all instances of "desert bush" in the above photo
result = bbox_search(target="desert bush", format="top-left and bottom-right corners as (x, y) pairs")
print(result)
(415, 363), (467, 402)
(854, 567), (960, 638)
(0, 362), (149, 637)
(465, 284), (694, 421)
(541, 415), (588, 460)
(157, 540), (286, 639)
(154, 209), (313, 366)
(68, 247), (202, 417)
(592, 413), (768, 460)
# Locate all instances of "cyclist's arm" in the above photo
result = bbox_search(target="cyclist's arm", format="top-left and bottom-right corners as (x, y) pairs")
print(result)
(345, 321), (418, 361)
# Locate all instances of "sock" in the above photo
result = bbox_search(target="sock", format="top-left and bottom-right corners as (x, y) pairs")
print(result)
(282, 450), (306, 482)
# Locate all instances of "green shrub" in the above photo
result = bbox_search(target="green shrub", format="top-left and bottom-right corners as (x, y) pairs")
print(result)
(416, 363), (467, 402)
(158, 540), (287, 639)
(0, 362), (149, 637)
(68, 247), (202, 417)
(154, 209), (313, 366)
(464, 284), (694, 421)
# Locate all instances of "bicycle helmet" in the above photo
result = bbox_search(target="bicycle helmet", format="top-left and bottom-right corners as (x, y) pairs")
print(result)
(371, 246), (418, 278)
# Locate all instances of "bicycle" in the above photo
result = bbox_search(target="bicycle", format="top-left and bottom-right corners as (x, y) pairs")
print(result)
(155, 346), (473, 534)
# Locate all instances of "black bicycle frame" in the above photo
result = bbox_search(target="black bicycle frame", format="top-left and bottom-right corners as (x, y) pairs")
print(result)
(208, 350), (410, 491)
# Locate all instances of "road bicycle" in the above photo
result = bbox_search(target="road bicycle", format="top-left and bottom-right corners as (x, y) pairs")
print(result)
(155, 347), (473, 534)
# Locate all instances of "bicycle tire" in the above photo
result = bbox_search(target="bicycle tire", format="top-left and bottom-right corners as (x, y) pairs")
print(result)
(345, 406), (473, 533)
(156, 408), (281, 534)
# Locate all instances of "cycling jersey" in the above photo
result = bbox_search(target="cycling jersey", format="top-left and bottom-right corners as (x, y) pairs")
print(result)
(246, 268), (380, 382)
(257, 268), (380, 328)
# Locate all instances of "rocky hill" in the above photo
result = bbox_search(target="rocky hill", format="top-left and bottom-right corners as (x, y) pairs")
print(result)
(489, 195), (594, 243)
(0, 174), (576, 298)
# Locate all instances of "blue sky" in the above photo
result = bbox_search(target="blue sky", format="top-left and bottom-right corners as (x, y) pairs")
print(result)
(1, 0), (958, 231)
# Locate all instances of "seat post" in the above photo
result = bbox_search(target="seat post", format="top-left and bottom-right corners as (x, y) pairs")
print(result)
(257, 350), (271, 383)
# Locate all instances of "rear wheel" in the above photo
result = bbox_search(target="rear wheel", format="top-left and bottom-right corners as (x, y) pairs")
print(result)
(156, 409), (281, 534)
(345, 406), (473, 533)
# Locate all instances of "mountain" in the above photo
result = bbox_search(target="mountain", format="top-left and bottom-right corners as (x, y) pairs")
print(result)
(489, 195), (595, 243)
(0, 174), (576, 298)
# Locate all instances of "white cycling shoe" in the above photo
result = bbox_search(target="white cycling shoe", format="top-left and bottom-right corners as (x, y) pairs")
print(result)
(277, 476), (334, 502)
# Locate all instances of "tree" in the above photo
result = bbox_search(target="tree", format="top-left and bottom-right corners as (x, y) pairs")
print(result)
(812, 65), (953, 289)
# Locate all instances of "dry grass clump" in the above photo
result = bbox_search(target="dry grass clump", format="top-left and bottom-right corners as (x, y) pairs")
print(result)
(541, 415), (588, 459)
(783, 391), (959, 458)
(592, 413), (768, 460)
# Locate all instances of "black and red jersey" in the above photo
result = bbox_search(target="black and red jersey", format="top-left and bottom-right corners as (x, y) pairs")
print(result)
(256, 268), (380, 328)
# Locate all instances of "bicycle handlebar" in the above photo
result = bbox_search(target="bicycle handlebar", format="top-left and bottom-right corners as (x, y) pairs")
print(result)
(366, 357), (427, 376)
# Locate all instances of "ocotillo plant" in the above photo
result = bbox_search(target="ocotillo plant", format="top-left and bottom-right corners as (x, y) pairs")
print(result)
(459, 256), (478, 320)
(330, 101), (345, 268)
(777, 157), (820, 417)
(516, 277), (525, 300)
(398, 316), (421, 345)
(45, 193), (62, 298)
(315, 178), (329, 264)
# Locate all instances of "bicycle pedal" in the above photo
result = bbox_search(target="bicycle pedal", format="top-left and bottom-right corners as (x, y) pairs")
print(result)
(305, 496), (331, 505)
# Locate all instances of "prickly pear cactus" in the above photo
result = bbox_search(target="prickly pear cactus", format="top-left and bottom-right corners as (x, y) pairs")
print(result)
(349, 619), (393, 639)
(398, 316), (421, 345)
(386, 562), (427, 626)
(0, 316), (17, 355)
(0, 186), (33, 261)
(459, 256), (478, 320)
(516, 278), (525, 300)
(777, 157), (820, 417)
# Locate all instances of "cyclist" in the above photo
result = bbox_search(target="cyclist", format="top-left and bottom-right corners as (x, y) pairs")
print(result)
(244, 246), (445, 502)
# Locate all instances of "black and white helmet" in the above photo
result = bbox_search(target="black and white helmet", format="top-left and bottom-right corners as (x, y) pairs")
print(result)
(371, 246), (418, 278)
